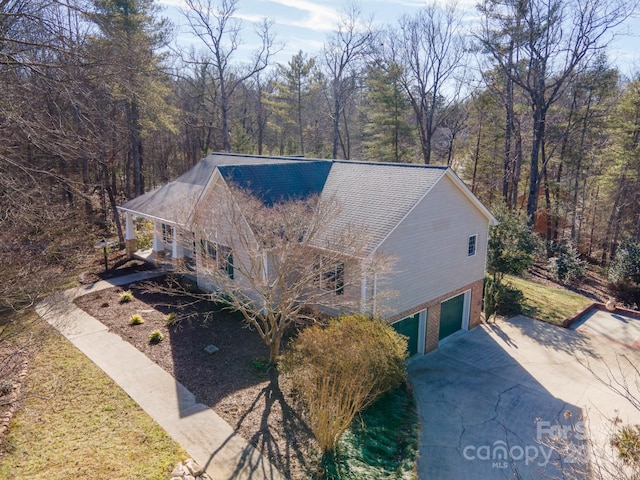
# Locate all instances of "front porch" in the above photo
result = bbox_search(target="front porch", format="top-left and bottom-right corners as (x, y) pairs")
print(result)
(123, 211), (196, 273)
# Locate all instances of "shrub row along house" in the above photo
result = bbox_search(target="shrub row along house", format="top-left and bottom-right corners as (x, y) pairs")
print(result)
(118, 153), (497, 355)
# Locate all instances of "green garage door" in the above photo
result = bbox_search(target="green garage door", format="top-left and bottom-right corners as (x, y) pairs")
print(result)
(439, 293), (465, 341)
(392, 313), (420, 356)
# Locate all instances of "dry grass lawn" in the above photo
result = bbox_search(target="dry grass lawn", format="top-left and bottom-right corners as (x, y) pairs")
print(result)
(505, 274), (593, 325)
(0, 319), (186, 479)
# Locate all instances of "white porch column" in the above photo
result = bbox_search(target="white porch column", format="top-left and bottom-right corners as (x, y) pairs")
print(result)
(360, 275), (368, 314)
(125, 213), (135, 240)
(152, 222), (162, 252)
(172, 226), (183, 260)
(125, 212), (137, 257)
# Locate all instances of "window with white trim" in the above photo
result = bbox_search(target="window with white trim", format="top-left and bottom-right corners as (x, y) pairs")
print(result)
(468, 234), (477, 257)
(203, 240), (234, 279)
(316, 260), (344, 295)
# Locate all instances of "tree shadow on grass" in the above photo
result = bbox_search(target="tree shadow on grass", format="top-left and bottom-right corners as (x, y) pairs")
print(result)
(319, 385), (419, 480)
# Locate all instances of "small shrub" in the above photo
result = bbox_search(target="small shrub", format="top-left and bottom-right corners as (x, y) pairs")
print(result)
(165, 312), (178, 326)
(484, 276), (524, 319)
(129, 314), (145, 325)
(548, 242), (586, 284)
(251, 357), (270, 373)
(135, 219), (154, 250)
(609, 239), (640, 285)
(149, 330), (164, 344)
(611, 424), (640, 467)
(119, 290), (134, 304)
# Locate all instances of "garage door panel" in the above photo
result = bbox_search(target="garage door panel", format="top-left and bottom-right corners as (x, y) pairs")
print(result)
(439, 293), (465, 340)
(392, 313), (420, 356)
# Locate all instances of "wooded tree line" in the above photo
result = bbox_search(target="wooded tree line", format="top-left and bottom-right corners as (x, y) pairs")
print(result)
(1, 0), (639, 285)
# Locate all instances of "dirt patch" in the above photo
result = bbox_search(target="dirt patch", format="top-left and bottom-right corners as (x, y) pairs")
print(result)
(74, 277), (317, 479)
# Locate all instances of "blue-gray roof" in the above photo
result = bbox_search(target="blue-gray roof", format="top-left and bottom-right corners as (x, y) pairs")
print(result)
(218, 161), (331, 205)
(119, 153), (485, 254)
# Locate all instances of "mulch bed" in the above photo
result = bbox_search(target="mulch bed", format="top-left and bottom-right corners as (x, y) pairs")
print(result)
(73, 276), (317, 479)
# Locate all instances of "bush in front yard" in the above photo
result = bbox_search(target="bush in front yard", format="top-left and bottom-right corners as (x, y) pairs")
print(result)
(281, 315), (407, 454)
(149, 330), (164, 344)
(165, 312), (179, 326)
(119, 290), (134, 304)
(129, 314), (145, 325)
(484, 276), (524, 319)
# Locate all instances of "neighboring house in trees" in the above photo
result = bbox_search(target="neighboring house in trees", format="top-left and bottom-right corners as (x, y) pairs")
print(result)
(118, 153), (498, 355)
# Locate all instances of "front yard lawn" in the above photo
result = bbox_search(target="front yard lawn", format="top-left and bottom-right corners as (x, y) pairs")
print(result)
(505, 274), (592, 326)
(0, 317), (186, 479)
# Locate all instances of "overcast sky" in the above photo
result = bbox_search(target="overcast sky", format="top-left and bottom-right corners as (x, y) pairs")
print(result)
(160, 0), (640, 77)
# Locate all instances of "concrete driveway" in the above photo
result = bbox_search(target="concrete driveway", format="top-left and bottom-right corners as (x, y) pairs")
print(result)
(409, 315), (640, 479)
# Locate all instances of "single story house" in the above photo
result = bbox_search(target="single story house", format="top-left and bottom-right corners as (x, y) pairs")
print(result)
(118, 153), (498, 355)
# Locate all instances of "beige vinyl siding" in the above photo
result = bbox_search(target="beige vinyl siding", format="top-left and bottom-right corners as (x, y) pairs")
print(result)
(194, 177), (261, 294)
(377, 175), (490, 316)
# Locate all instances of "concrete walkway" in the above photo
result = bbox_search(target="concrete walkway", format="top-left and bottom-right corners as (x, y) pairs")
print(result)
(36, 271), (283, 480)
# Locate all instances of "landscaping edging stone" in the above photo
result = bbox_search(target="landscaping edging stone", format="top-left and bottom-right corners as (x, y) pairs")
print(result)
(170, 458), (211, 480)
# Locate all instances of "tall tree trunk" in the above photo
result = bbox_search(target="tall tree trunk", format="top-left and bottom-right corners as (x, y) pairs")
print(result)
(220, 74), (231, 153)
(128, 99), (143, 197)
(571, 92), (593, 241)
(601, 170), (627, 265)
(527, 103), (545, 227)
(332, 83), (341, 159)
(74, 104), (93, 220)
(511, 120), (523, 209)
(588, 183), (599, 258)
(471, 114), (482, 194)
(102, 163), (125, 246)
(297, 78), (305, 156)
(552, 162), (563, 241)
(503, 52), (515, 203)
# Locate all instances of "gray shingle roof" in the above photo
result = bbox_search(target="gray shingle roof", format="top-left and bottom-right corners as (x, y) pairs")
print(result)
(119, 153), (326, 223)
(316, 162), (446, 254)
(119, 154), (449, 253)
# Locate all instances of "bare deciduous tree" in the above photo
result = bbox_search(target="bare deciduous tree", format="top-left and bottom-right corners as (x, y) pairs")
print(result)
(182, 0), (277, 152)
(164, 185), (393, 364)
(388, 1), (468, 165)
(323, 4), (375, 159)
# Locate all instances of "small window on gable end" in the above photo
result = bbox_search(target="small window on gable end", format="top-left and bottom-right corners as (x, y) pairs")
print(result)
(468, 234), (477, 257)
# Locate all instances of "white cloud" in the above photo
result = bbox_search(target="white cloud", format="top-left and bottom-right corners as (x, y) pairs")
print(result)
(266, 0), (340, 32)
(158, 0), (186, 7)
